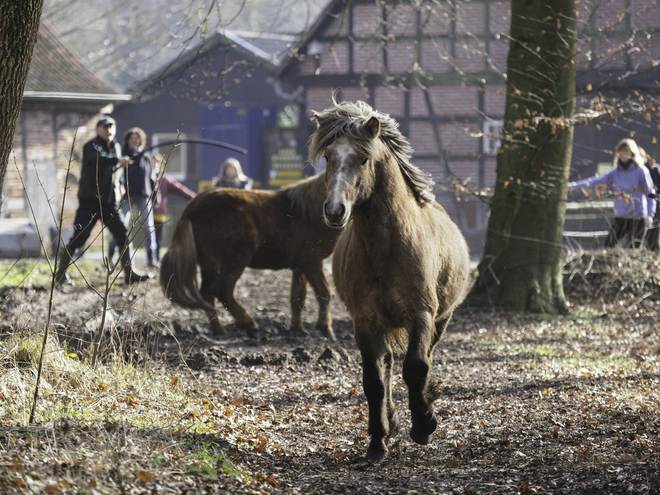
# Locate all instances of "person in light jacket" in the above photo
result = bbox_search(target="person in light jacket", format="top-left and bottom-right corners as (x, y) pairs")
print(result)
(212, 158), (253, 189)
(151, 154), (196, 264)
(568, 138), (656, 248)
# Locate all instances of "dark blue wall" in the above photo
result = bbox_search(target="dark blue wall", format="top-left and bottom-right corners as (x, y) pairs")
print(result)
(200, 104), (277, 184)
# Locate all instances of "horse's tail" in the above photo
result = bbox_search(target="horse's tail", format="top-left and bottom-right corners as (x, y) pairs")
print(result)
(159, 217), (214, 312)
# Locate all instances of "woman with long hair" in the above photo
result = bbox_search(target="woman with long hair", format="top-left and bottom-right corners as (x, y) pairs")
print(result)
(212, 158), (253, 189)
(109, 127), (159, 267)
(568, 138), (655, 248)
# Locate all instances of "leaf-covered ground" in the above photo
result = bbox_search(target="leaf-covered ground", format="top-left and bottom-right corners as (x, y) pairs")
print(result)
(0, 249), (659, 494)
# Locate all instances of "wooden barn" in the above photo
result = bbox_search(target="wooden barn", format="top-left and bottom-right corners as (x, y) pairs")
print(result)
(272, 0), (660, 253)
(1, 20), (130, 257)
(112, 29), (300, 191)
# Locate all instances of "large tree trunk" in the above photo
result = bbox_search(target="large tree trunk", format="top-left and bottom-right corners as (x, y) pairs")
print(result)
(466, 1), (576, 314)
(0, 1), (44, 211)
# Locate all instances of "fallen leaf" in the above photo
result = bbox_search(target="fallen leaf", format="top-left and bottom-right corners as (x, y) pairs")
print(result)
(137, 470), (153, 482)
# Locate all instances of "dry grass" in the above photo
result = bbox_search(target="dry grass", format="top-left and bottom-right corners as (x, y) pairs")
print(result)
(0, 329), (274, 494)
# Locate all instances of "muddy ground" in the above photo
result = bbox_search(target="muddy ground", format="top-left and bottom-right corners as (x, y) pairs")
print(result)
(2, 252), (660, 494)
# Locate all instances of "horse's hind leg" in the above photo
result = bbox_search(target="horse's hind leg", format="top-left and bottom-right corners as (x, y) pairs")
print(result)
(200, 269), (225, 336)
(431, 314), (452, 351)
(403, 311), (438, 446)
(290, 268), (308, 335)
(214, 263), (259, 338)
(303, 263), (335, 341)
(356, 324), (392, 462)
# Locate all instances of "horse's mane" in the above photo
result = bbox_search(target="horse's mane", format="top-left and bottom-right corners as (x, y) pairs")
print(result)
(309, 98), (435, 205)
(284, 173), (327, 222)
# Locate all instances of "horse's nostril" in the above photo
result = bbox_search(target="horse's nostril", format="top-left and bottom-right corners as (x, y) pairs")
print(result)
(324, 201), (345, 220)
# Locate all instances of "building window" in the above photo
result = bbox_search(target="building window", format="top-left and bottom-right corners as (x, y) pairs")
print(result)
(482, 119), (503, 155)
(152, 133), (187, 180)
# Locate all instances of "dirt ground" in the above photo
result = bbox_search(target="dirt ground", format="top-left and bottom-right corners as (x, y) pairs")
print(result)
(2, 251), (660, 494)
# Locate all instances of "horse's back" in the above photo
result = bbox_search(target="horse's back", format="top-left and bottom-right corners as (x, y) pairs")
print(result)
(180, 182), (337, 270)
(178, 188), (271, 268)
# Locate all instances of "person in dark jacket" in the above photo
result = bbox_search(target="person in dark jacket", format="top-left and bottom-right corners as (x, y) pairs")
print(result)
(640, 147), (660, 250)
(54, 116), (152, 285)
(212, 158), (253, 189)
(108, 127), (159, 267)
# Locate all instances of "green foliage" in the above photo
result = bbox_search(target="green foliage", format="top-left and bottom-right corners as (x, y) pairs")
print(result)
(0, 258), (105, 288)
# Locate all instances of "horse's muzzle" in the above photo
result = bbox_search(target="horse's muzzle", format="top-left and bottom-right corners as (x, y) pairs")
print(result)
(323, 201), (347, 228)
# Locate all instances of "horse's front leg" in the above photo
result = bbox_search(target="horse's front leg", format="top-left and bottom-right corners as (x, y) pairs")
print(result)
(302, 263), (335, 341)
(383, 347), (397, 434)
(290, 268), (308, 335)
(403, 311), (437, 445)
(356, 324), (391, 462)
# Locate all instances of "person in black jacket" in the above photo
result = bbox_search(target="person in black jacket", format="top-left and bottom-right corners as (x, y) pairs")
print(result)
(54, 116), (152, 285)
(108, 127), (159, 267)
(641, 147), (660, 250)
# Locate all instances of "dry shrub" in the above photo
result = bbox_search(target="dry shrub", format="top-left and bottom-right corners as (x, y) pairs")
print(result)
(563, 248), (660, 306)
(2, 331), (81, 382)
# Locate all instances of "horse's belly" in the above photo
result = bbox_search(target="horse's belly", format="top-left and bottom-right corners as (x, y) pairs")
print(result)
(249, 247), (293, 270)
(337, 274), (413, 329)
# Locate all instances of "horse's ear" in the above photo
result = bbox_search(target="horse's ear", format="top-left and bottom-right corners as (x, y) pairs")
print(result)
(364, 116), (380, 139)
(313, 113), (322, 128)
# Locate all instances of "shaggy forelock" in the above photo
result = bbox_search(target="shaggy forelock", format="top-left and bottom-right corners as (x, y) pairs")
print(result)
(309, 99), (435, 205)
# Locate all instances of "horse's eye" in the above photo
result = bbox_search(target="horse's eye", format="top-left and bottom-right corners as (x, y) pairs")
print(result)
(361, 159), (368, 166)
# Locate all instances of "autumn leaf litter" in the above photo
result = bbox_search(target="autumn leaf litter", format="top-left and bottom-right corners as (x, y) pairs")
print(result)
(0, 249), (659, 494)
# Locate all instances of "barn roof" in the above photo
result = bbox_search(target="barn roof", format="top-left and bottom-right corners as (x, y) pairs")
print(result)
(24, 20), (131, 103)
(126, 28), (295, 101)
(273, 0), (346, 77)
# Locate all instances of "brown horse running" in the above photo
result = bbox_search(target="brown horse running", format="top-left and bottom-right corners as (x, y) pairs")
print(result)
(311, 100), (471, 462)
(159, 173), (340, 340)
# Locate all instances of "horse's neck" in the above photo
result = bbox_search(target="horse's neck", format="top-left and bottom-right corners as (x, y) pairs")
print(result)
(353, 160), (418, 247)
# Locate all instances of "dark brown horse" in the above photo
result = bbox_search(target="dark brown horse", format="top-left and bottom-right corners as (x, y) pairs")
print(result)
(311, 100), (471, 462)
(159, 173), (340, 340)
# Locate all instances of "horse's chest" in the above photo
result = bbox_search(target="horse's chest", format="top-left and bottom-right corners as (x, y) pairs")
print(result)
(335, 255), (413, 326)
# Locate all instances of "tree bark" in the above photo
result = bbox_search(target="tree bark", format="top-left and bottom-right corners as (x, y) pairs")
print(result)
(466, 1), (577, 314)
(0, 1), (44, 211)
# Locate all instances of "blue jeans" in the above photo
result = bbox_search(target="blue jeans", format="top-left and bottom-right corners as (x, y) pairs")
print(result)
(109, 196), (158, 260)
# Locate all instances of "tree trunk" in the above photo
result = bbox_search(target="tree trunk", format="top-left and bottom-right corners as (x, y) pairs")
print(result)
(466, 1), (576, 314)
(0, 1), (44, 211)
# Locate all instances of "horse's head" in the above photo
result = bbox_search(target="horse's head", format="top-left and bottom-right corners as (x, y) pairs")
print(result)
(321, 116), (381, 228)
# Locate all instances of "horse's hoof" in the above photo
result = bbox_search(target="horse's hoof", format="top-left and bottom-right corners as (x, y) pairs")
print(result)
(209, 321), (226, 336)
(410, 429), (432, 445)
(290, 324), (309, 337)
(246, 326), (261, 340)
(366, 444), (387, 463)
(316, 322), (336, 341)
(410, 414), (437, 445)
